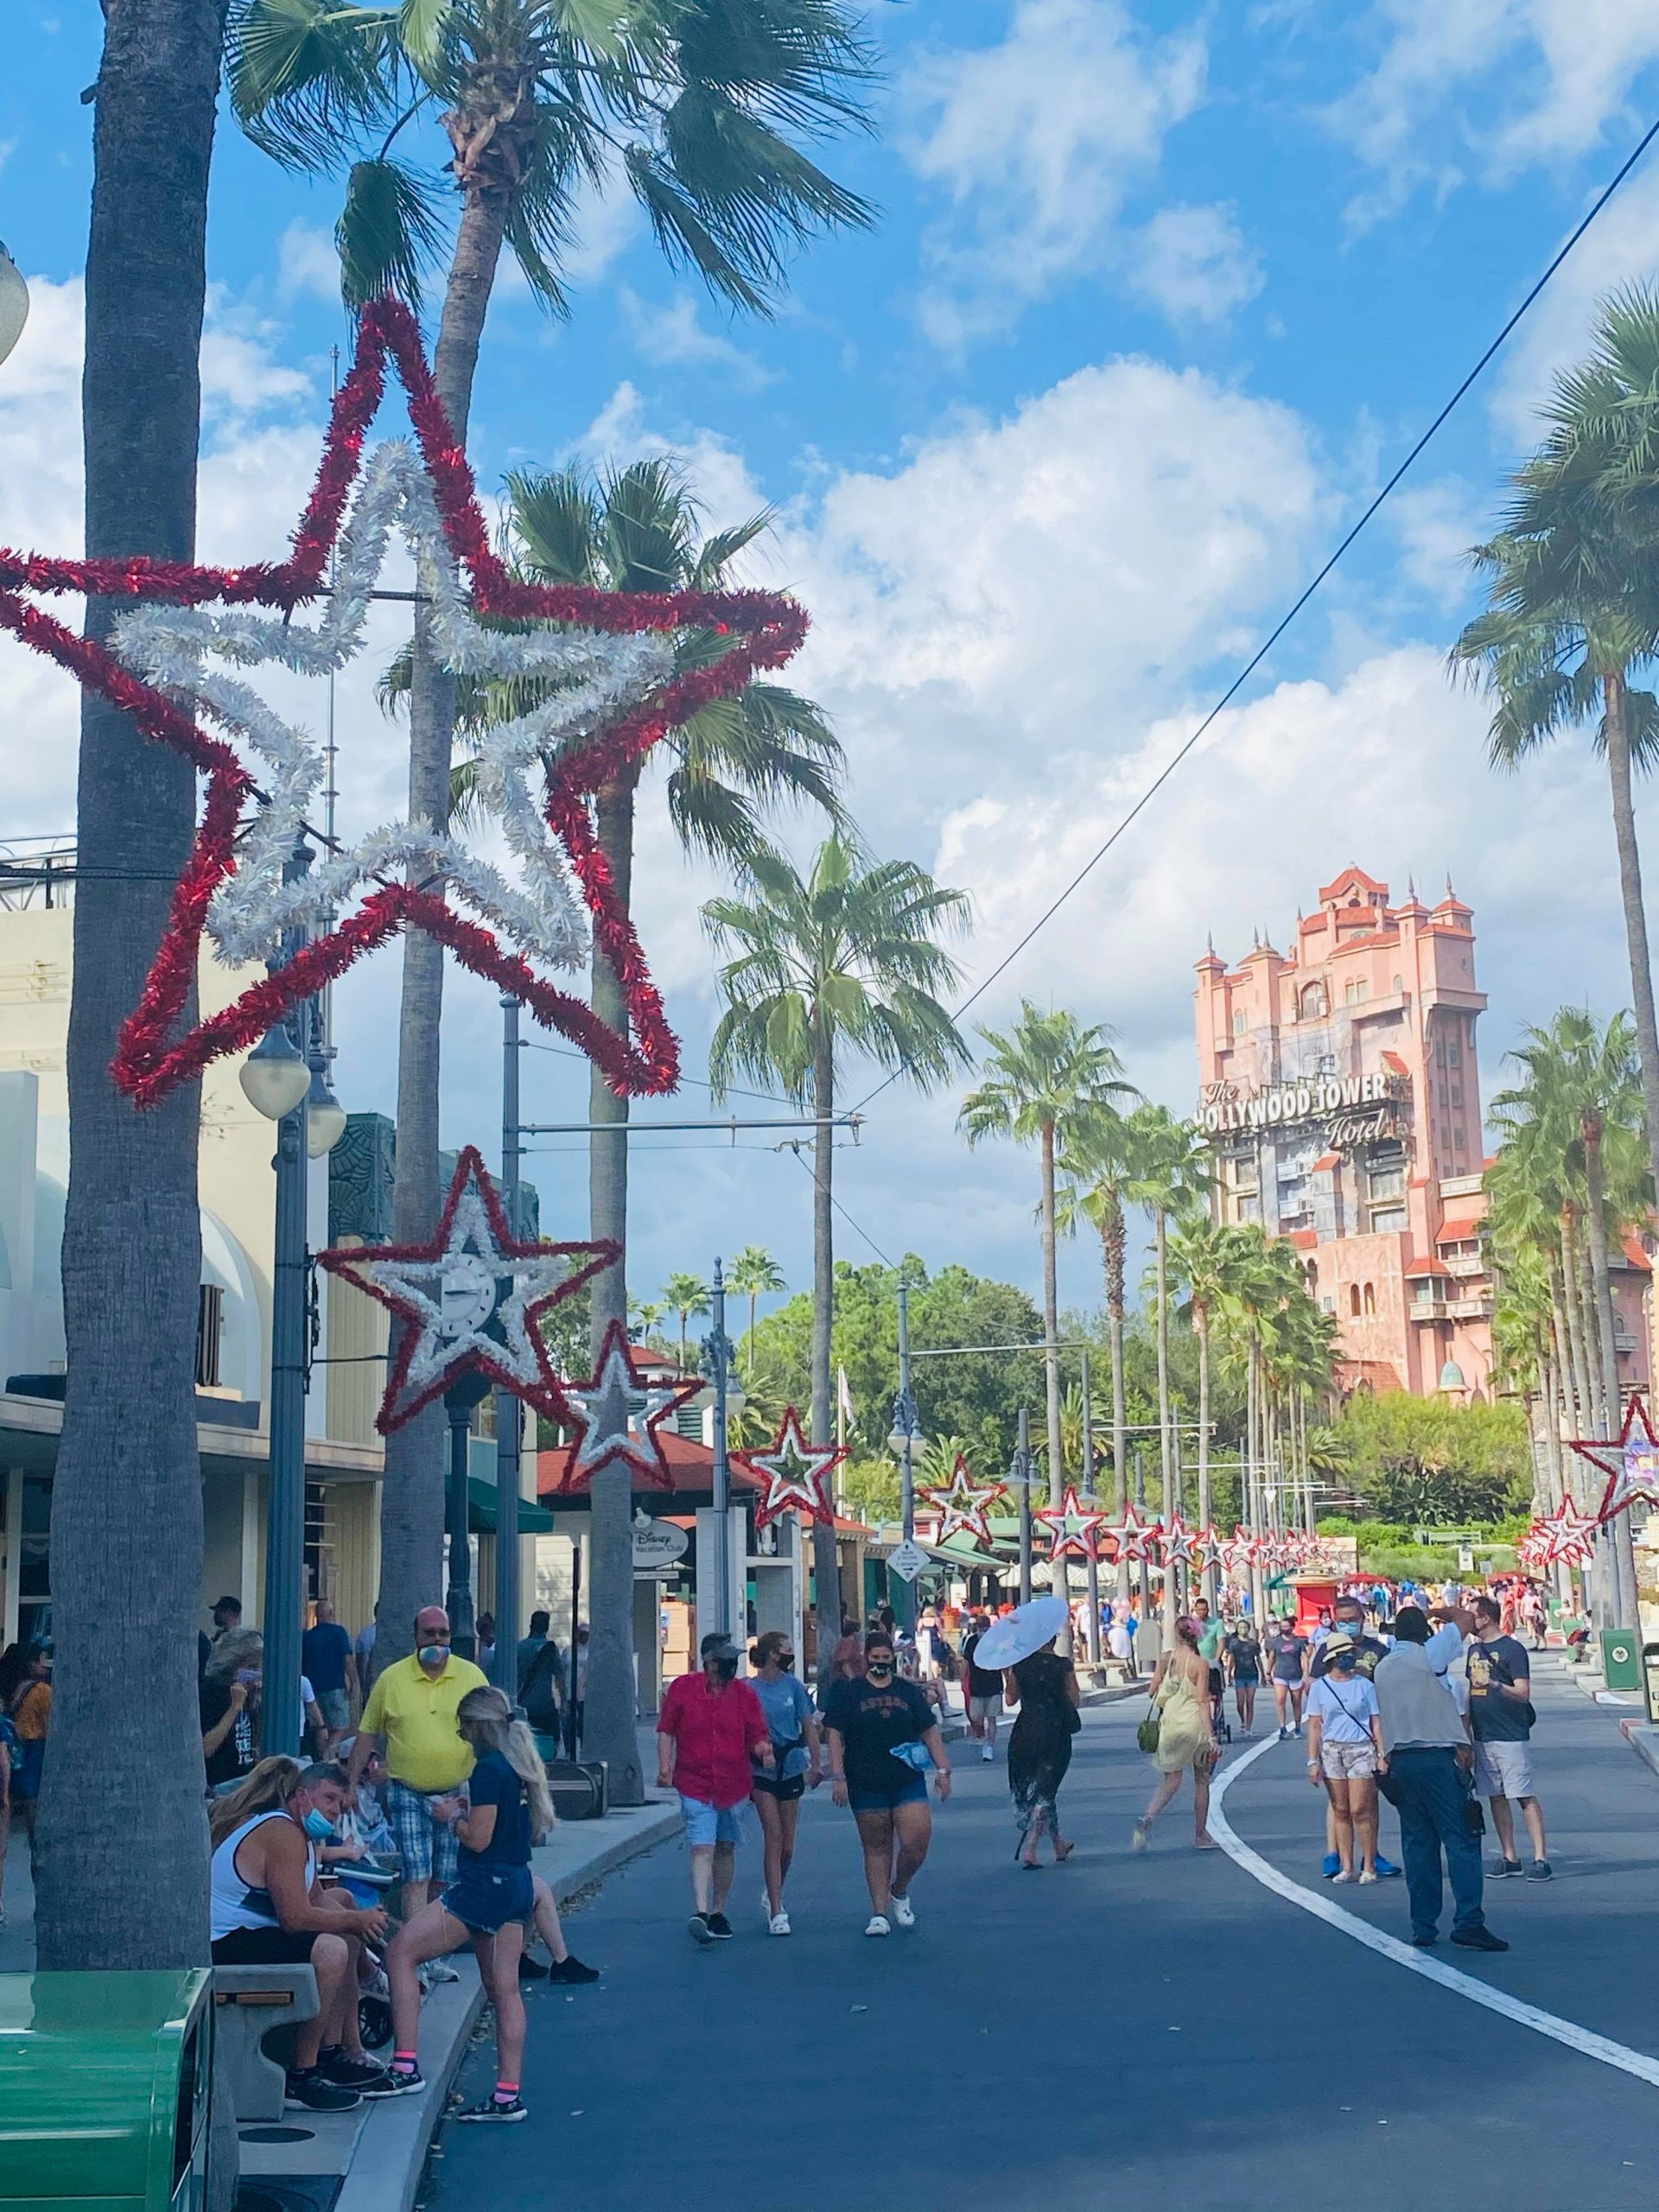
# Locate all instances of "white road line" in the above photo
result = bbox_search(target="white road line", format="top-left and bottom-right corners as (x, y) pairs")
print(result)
(1209, 1733), (1659, 2089)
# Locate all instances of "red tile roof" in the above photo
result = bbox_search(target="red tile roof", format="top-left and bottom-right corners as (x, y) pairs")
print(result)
(1319, 865), (1389, 902)
(1436, 1217), (1484, 1243)
(1313, 1152), (1341, 1172)
(1381, 1051), (1411, 1076)
(1403, 1254), (1451, 1276)
(1287, 1228), (1319, 1249)
(537, 1428), (764, 1501)
(1334, 1357), (1403, 1393)
(1621, 1235), (1653, 1274)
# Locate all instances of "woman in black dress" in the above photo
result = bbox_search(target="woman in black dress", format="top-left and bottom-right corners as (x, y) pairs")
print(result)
(1003, 1637), (1081, 1867)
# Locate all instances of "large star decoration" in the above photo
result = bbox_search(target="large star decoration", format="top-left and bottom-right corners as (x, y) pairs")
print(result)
(1530, 1497), (1601, 1565)
(0, 297), (807, 1108)
(1102, 1501), (1160, 1566)
(1566, 1393), (1659, 1525)
(1035, 1485), (1108, 1561)
(733, 1408), (849, 1532)
(1193, 1525), (1224, 1574)
(318, 1145), (614, 1433)
(1158, 1511), (1198, 1569)
(916, 1455), (1007, 1549)
(553, 1321), (701, 1493)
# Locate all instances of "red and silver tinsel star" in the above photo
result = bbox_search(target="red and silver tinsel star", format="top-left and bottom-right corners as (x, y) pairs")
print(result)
(732, 1408), (849, 1531)
(1158, 1511), (1198, 1569)
(1102, 1500), (1160, 1565)
(1036, 1486), (1108, 1561)
(317, 1146), (614, 1433)
(1566, 1393), (1659, 1525)
(551, 1321), (701, 1491)
(0, 298), (806, 1108)
(1193, 1525), (1224, 1574)
(1530, 1497), (1601, 1565)
(916, 1455), (1007, 1549)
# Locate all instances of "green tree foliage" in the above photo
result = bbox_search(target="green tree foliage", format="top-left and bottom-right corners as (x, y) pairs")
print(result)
(1325, 1394), (1531, 1526)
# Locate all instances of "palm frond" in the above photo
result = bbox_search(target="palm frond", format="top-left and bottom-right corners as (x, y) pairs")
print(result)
(337, 155), (448, 308)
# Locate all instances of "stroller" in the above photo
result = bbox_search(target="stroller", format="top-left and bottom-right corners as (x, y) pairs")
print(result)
(1206, 1664), (1233, 1745)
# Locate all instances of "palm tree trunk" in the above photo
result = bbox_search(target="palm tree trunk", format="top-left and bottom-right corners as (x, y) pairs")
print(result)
(1039, 1122), (1064, 1510)
(1582, 1125), (1641, 1624)
(810, 1037), (841, 1691)
(375, 188), (512, 1673)
(37, 0), (228, 1976)
(1605, 673), (1659, 1226)
(1195, 1308), (1213, 1603)
(1559, 1221), (1597, 1433)
(1103, 1209), (1127, 1510)
(1154, 1211), (1176, 1632)
(584, 770), (644, 1804)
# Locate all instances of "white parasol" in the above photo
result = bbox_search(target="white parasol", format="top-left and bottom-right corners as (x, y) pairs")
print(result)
(970, 1595), (1069, 1670)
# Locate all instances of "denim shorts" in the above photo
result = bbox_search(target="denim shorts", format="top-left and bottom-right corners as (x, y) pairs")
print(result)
(678, 1794), (747, 1847)
(442, 1863), (534, 1934)
(848, 1772), (928, 1815)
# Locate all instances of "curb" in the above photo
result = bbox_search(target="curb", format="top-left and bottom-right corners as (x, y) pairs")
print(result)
(329, 1800), (681, 2212)
(1621, 1719), (1659, 1780)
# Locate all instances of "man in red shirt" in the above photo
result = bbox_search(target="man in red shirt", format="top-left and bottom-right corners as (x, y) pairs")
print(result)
(657, 1632), (772, 1943)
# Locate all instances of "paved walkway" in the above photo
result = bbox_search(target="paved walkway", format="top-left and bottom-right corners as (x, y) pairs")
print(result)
(438, 1682), (1659, 2211)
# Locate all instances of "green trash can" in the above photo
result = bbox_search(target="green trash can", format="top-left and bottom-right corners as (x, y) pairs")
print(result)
(1602, 1627), (1642, 1690)
(0, 1970), (213, 2212)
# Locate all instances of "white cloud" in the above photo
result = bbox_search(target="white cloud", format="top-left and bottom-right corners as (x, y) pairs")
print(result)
(1126, 202), (1263, 324)
(277, 220), (341, 304)
(1328, 0), (1659, 223)
(906, 0), (1207, 346)
(560, 162), (644, 285)
(1384, 476), (1484, 605)
(618, 289), (779, 391)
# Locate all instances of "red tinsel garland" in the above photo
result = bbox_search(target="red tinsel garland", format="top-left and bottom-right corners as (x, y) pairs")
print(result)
(0, 296), (808, 1105)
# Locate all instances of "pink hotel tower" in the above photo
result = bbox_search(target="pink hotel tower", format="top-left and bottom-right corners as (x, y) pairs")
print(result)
(1194, 865), (1504, 1399)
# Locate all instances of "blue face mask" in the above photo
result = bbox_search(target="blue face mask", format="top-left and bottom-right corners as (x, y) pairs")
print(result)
(302, 1808), (336, 1843)
(418, 1643), (447, 1669)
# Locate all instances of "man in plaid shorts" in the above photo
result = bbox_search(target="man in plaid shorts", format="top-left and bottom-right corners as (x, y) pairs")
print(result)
(346, 1607), (488, 1921)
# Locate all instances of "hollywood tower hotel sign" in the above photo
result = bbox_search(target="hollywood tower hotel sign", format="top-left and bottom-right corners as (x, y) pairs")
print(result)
(1193, 867), (1494, 1399)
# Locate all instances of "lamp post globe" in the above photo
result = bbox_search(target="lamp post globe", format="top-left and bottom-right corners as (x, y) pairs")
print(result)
(0, 246), (28, 369)
(304, 1061), (347, 1156)
(239, 1025), (310, 1120)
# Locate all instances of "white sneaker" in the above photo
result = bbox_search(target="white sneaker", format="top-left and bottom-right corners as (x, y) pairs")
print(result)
(981, 1742), (995, 1762)
(864, 1914), (891, 1938)
(889, 1893), (916, 1929)
(768, 1911), (791, 1936)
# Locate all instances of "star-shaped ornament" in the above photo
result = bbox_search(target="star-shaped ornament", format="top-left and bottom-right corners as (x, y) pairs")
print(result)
(1158, 1511), (1198, 1569)
(1035, 1485), (1108, 1561)
(1102, 1501), (1160, 1566)
(916, 1455), (1007, 1549)
(0, 298), (806, 1108)
(1566, 1393), (1659, 1525)
(733, 1409), (849, 1531)
(1193, 1525), (1224, 1573)
(554, 1321), (701, 1492)
(1530, 1497), (1600, 1565)
(318, 1146), (614, 1433)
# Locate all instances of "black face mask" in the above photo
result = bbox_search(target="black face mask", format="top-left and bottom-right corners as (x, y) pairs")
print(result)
(777, 1656), (795, 1673)
(867, 1661), (894, 1680)
(710, 1656), (739, 1683)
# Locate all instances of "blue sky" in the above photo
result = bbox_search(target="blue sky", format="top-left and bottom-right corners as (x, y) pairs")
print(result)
(6, 1), (1659, 1329)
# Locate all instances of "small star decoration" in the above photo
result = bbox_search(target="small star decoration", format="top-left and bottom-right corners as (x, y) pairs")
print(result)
(1103, 1501), (1160, 1566)
(555, 1320), (702, 1491)
(317, 1146), (614, 1433)
(1158, 1511), (1198, 1569)
(1566, 1393), (1659, 1525)
(1529, 1497), (1601, 1564)
(916, 1455), (1007, 1549)
(733, 1408), (849, 1531)
(1035, 1485), (1108, 1561)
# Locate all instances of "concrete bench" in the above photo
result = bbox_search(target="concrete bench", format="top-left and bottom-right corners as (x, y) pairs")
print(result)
(213, 1963), (320, 2121)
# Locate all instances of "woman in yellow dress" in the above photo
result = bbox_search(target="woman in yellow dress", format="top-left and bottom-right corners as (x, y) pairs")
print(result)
(1132, 1617), (1219, 1851)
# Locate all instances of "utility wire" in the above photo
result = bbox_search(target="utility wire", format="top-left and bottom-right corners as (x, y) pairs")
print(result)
(785, 1141), (897, 1268)
(520, 1033), (793, 1109)
(849, 113), (1659, 1117)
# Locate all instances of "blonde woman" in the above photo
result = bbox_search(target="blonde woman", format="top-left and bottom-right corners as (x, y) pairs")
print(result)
(384, 1687), (555, 2123)
(1132, 1616), (1220, 1852)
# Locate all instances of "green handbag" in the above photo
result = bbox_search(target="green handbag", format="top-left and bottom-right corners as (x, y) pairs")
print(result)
(1135, 1702), (1161, 1756)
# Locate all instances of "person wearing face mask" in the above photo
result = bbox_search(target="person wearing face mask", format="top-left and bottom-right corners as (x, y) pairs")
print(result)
(657, 1631), (773, 1943)
(208, 1757), (393, 2111)
(1309, 1594), (1401, 1880)
(1303, 1634), (1387, 1882)
(347, 1607), (488, 1923)
(821, 1630), (951, 1936)
(747, 1629), (822, 1936)
(200, 1628), (264, 1789)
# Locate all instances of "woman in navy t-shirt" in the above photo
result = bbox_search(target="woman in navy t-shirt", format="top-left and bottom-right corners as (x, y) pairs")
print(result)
(384, 1686), (554, 2125)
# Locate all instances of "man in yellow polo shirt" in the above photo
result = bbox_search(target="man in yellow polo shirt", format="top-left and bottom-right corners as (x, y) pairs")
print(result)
(347, 1607), (487, 1919)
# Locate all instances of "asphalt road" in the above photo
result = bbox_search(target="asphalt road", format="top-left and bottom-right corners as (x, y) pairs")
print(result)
(438, 1668), (1659, 2212)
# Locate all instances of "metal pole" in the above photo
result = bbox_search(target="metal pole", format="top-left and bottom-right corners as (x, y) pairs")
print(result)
(1017, 1404), (1033, 1608)
(445, 1386), (480, 1659)
(1135, 1446), (1150, 1620)
(566, 1541), (582, 1759)
(1081, 1348), (1101, 1667)
(709, 1258), (733, 1630)
(895, 1280), (916, 1634)
(493, 994), (522, 1693)
(262, 1085), (308, 1758)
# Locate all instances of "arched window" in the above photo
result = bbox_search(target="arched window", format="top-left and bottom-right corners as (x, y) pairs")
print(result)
(1349, 1284), (1362, 1318)
(1232, 1008), (1247, 1036)
(1300, 982), (1326, 1020)
(1363, 1281), (1376, 1316)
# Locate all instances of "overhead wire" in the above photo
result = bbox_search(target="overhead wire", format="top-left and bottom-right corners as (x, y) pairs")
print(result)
(849, 112), (1659, 1118)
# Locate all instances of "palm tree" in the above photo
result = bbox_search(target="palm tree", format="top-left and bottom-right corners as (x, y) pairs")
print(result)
(385, 458), (846, 1798)
(705, 835), (971, 1679)
(728, 1244), (786, 1374)
(660, 1271), (712, 1369)
(1168, 1211), (1238, 1586)
(629, 1297), (669, 1349)
(1451, 291), (1659, 1301)
(1125, 1104), (1211, 1589)
(231, 0), (874, 1797)
(958, 1006), (1136, 1553)
(38, 0), (224, 1982)
(1055, 1105), (1140, 1517)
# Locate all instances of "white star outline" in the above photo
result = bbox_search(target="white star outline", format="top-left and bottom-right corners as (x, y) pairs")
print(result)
(111, 441), (676, 975)
(562, 1321), (697, 1491)
(916, 1454), (1007, 1549)
(1035, 1484), (1108, 1561)
(1102, 1500), (1160, 1565)
(1567, 1393), (1659, 1525)
(735, 1408), (847, 1530)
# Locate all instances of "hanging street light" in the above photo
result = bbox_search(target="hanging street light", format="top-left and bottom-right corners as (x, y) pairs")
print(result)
(0, 245), (28, 369)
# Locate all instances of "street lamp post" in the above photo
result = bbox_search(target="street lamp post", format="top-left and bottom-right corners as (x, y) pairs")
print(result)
(1081, 1348), (1101, 1667)
(1014, 1405), (1033, 1607)
(240, 848), (346, 1758)
(493, 994), (523, 1693)
(445, 1371), (492, 1661)
(887, 1279), (920, 1633)
(700, 1259), (739, 1634)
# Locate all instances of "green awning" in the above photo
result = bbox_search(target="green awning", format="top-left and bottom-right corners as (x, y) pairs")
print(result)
(467, 1475), (555, 1535)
